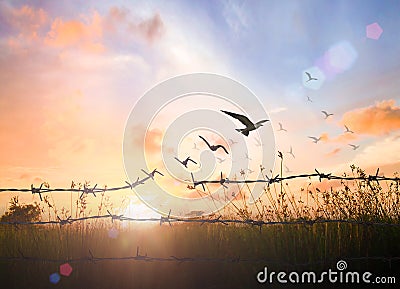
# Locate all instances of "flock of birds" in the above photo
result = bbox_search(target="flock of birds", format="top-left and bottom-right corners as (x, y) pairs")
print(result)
(174, 110), (268, 172)
(304, 71), (360, 152)
(174, 71), (360, 177)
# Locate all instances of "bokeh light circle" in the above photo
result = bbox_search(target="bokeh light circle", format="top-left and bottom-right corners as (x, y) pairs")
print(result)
(123, 73), (275, 217)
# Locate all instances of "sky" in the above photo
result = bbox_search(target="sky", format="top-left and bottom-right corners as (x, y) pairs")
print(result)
(0, 0), (399, 216)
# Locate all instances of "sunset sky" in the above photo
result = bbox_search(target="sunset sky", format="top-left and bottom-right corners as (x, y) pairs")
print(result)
(1, 1), (399, 216)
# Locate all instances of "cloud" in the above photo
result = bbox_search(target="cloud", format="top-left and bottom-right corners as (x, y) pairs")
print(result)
(1, 4), (48, 39)
(128, 12), (164, 43)
(341, 99), (400, 135)
(326, 148), (341, 157)
(45, 11), (104, 52)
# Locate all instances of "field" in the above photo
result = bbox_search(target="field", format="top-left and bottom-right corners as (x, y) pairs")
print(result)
(1, 166), (400, 288)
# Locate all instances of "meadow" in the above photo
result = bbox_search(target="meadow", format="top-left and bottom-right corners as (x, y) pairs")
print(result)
(1, 165), (399, 288)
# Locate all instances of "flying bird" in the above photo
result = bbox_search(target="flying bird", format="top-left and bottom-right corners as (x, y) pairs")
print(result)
(245, 153), (252, 160)
(287, 146), (295, 158)
(284, 165), (293, 173)
(174, 156), (197, 168)
(199, 135), (229, 154)
(349, 144), (360, 150)
(254, 137), (262, 147)
(192, 142), (199, 150)
(321, 110), (334, 119)
(308, 136), (322, 143)
(278, 122), (287, 132)
(305, 72), (318, 82)
(216, 157), (226, 163)
(307, 96), (313, 102)
(229, 139), (238, 145)
(221, 110), (269, 137)
(344, 125), (354, 133)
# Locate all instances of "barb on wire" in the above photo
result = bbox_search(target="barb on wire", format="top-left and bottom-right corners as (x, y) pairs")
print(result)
(160, 209), (172, 226)
(80, 184), (97, 199)
(31, 184), (43, 201)
(57, 216), (72, 226)
(107, 210), (123, 222)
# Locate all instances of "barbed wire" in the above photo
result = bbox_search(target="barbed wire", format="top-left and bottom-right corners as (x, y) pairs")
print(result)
(2, 247), (399, 267)
(0, 168), (398, 200)
(1, 213), (400, 228)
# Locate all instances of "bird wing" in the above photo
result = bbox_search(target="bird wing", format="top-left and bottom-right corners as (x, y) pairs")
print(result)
(199, 135), (211, 149)
(308, 136), (317, 141)
(216, 145), (229, 154)
(221, 110), (253, 127)
(321, 111), (328, 116)
(174, 157), (182, 164)
(345, 125), (349, 131)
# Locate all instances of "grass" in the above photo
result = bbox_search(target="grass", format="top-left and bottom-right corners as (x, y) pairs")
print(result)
(1, 165), (400, 288)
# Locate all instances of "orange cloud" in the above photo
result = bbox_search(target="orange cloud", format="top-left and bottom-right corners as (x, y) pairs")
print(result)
(325, 148), (341, 157)
(341, 99), (400, 135)
(45, 11), (104, 52)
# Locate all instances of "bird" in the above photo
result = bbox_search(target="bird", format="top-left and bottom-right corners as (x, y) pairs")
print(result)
(321, 110), (333, 119)
(278, 122), (287, 132)
(246, 168), (254, 174)
(192, 142), (199, 150)
(344, 125), (354, 133)
(228, 139), (238, 145)
(305, 72), (318, 82)
(245, 153), (252, 160)
(307, 96), (313, 102)
(308, 136), (322, 143)
(174, 156), (197, 168)
(199, 135), (229, 154)
(221, 110), (269, 137)
(349, 144), (360, 150)
(287, 146), (295, 158)
(216, 157), (226, 163)
(284, 165), (293, 173)
(254, 137), (262, 147)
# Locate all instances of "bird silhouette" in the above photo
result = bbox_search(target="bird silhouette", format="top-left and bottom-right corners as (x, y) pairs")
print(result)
(221, 110), (268, 137)
(254, 137), (262, 147)
(305, 72), (318, 82)
(321, 110), (334, 119)
(174, 156), (197, 168)
(349, 144), (360, 150)
(278, 122), (287, 132)
(307, 96), (313, 102)
(199, 135), (229, 154)
(229, 138), (238, 145)
(245, 153), (252, 160)
(344, 125), (354, 133)
(308, 136), (322, 143)
(284, 165), (293, 173)
(192, 142), (199, 150)
(287, 146), (295, 158)
(216, 157), (226, 163)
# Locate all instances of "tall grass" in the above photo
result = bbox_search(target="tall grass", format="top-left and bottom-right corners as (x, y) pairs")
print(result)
(1, 165), (399, 288)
